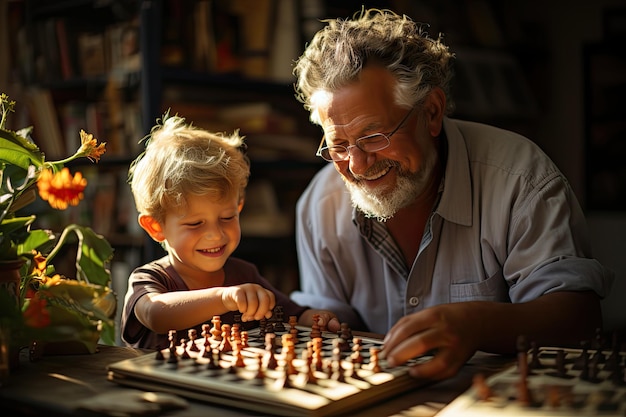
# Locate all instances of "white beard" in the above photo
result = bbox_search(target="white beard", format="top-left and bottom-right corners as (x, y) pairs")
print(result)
(343, 148), (439, 222)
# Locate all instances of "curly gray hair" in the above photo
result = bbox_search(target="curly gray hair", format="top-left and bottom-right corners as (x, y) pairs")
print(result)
(293, 8), (455, 124)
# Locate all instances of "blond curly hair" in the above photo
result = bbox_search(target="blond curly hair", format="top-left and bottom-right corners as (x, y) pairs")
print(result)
(128, 113), (250, 224)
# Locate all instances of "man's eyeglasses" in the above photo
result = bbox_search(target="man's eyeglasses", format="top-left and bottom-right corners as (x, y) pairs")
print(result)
(316, 107), (416, 162)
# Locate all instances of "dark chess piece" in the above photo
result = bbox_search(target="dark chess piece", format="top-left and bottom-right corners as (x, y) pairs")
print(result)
(547, 349), (574, 379)
(166, 330), (178, 364)
(591, 328), (606, 364)
(529, 341), (543, 370)
(339, 322), (352, 342)
(573, 340), (590, 370)
(179, 339), (191, 359)
(516, 335), (529, 377)
(310, 314), (322, 339)
(273, 306), (285, 332)
(187, 329), (200, 352)
(604, 331), (621, 372)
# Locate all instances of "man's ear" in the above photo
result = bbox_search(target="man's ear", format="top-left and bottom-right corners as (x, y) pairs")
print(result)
(425, 87), (446, 138)
(138, 215), (165, 242)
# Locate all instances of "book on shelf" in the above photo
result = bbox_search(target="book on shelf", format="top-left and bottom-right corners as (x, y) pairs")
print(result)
(77, 32), (107, 77)
(25, 88), (65, 159)
(230, 0), (274, 79)
(55, 18), (76, 80)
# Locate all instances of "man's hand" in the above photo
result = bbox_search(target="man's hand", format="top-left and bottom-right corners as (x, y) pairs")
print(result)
(382, 292), (602, 381)
(382, 302), (484, 381)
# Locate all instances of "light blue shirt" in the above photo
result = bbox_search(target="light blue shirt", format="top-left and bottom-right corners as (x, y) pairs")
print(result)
(291, 117), (614, 334)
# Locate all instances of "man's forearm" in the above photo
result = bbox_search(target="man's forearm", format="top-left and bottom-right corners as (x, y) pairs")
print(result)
(476, 291), (602, 354)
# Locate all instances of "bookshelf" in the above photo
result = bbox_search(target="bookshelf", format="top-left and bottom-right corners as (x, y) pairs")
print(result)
(4, 0), (330, 299)
(4, 0), (550, 304)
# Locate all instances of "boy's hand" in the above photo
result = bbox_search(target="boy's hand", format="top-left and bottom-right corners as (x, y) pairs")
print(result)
(221, 284), (276, 321)
(300, 309), (341, 333)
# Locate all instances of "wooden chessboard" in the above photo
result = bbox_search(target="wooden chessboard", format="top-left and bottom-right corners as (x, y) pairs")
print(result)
(438, 345), (626, 416)
(107, 323), (432, 416)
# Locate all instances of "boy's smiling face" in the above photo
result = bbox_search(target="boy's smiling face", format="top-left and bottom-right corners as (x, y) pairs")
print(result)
(159, 192), (243, 283)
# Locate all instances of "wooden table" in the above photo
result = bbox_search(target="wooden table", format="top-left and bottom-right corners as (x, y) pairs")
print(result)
(0, 344), (513, 416)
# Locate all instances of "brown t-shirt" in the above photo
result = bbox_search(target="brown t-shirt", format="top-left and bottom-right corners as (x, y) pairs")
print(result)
(121, 256), (307, 349)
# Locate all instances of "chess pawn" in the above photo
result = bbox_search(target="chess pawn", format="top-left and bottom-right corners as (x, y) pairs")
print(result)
(368, 347), (381, 373)
(179, 338), (191, 359)
(310, 314), (321, 339)
(472, 373), (492, 401)
(339, 322), (352, 342)
(350, 337), (364, 368)
(273, 310), (286, 332)
(264, 333), (278, 370)
(187, 329), (200, 352)
(210, 316), (222, 342)
(219, 324), (232, 352)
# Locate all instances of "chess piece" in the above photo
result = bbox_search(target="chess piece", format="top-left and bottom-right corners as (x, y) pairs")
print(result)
(529, 341), (542, 370)
(310, 314), (321, 339)
(516, 335), (529, 377)
(167, 330), (178, 364)
(206, 348), (220, 370)
(272, 306), (285, 332)
(339, 322), (352, 343)
(210, 316), (222, 342)
(368, 347), (381, 373)
(241, 331), (249, 348)
(289, 315), (298, 334)
(264, 333), (278, 370)
(330, 338), (345, 381)
(350, 337), (364, 368)
(219, 324), (232, 353)
(180, 338), (191, 359)
(253, 354), (265, 385)
(472, 373), (492, 401)
(573, 340), (590, 370)
(187, 329), (199, 352)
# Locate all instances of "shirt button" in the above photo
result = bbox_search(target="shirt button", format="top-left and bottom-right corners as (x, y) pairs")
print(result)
(409, 296), (420, 306)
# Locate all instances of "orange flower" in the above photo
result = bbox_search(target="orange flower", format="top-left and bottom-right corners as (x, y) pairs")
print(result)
(31, 252), (48, 276)
(41, 274), (63, 286)
(23, 290), (51, 329)
(37, 167), (87, 210)
(79, 130), (106, 162)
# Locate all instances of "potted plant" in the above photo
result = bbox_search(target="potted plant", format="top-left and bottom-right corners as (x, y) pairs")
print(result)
(0, 93), (116, 368)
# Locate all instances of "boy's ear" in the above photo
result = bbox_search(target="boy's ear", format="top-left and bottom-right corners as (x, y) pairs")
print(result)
(138, 215), (165, 242)
(238, 198), (245, 213)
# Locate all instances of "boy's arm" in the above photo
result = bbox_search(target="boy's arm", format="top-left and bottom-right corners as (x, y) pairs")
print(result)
(135, 284), (275, 333)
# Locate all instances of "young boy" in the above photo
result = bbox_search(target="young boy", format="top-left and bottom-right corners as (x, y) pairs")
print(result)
(121, 114), (339, 349)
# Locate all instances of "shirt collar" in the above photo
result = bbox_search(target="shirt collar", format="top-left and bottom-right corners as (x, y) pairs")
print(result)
(435, 117), (472, 226)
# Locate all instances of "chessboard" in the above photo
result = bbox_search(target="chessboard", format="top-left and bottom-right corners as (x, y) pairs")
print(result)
(107, 314), (432, 416)
(438, 336), (626, 416)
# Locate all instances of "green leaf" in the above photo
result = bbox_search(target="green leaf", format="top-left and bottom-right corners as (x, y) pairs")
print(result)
(0, 129), (44, 170)
(55, 225), (113, 287)
(17, 228), (54, 256)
